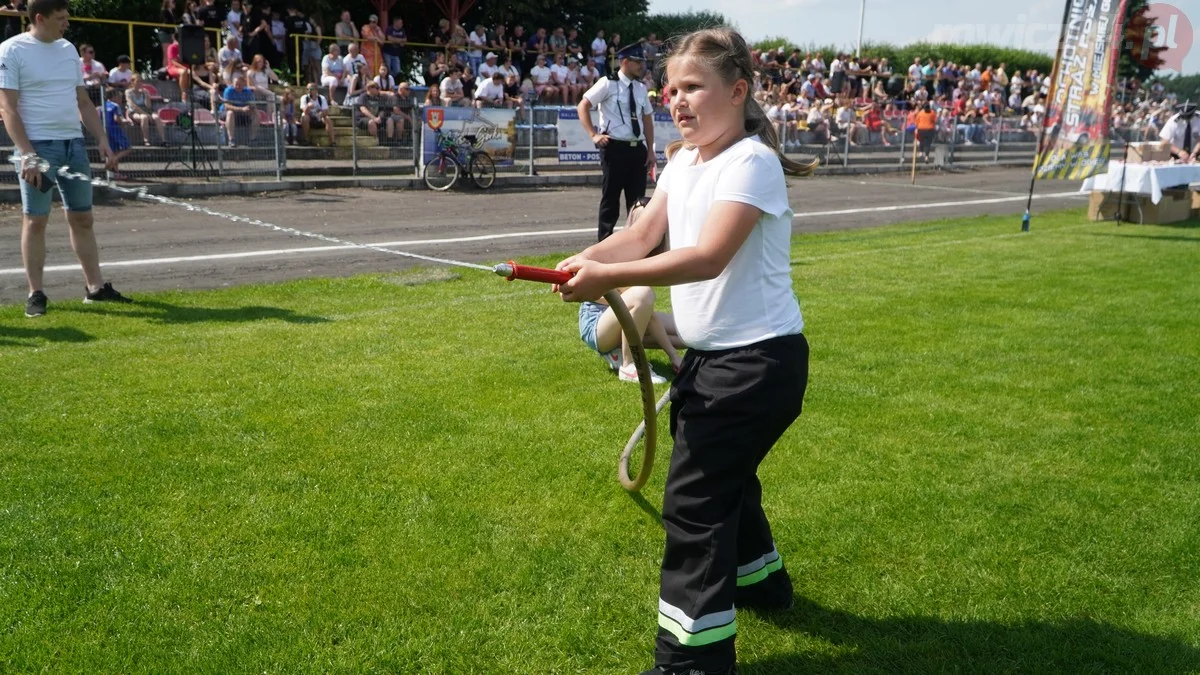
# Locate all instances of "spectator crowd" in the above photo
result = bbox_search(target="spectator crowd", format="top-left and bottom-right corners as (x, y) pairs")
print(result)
(25, 0), (1186, 152)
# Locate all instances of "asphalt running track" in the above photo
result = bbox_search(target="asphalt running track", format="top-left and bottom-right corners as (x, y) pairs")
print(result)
(0, 168), (1087, 302)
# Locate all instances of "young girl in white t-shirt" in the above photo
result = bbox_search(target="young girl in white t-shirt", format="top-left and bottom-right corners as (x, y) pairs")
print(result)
(556, 26), (815, 675)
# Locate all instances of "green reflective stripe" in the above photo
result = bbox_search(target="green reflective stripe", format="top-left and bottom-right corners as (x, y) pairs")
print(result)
(736, 556), (783, 587)
(658, 612), (737, 647)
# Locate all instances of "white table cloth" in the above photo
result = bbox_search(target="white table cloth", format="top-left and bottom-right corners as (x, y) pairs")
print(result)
(1080, 160), (1200, 204)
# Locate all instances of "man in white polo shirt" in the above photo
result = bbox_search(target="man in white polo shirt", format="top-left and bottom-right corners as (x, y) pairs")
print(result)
(0, 0), (129, 317)
(578, 42), (654, 241)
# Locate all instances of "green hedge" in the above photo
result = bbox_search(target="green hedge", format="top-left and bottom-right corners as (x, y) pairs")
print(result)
(751, 38), (1054, 76)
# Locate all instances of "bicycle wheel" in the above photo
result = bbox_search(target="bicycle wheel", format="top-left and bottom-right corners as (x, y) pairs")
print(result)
(423, 155), (460, 191)
(469, 152), (496, 190)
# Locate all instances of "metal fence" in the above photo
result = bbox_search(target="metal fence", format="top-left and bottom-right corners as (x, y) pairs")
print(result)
(0, 81), (286, 188)
(4, 95), (1163, 189)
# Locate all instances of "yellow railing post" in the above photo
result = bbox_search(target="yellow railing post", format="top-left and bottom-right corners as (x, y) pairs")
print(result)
(294, 34), (301, 85)
(127, 23), (134, 63)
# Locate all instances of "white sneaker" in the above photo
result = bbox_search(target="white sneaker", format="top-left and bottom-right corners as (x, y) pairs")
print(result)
(601, 350), (620, 371)
(619, 363), (668, 385)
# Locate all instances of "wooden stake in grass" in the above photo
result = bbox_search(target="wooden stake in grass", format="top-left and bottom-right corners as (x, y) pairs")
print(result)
(911, 131), (920, 185)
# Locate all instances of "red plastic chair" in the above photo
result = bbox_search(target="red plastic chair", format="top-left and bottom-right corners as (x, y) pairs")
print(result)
(157, 107), (180, 124)
(256, 109), (275, 126)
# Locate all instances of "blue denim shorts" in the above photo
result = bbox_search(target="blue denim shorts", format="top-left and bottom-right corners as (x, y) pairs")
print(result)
(19, 138), (94, 216)
(578, 301), (619, 359)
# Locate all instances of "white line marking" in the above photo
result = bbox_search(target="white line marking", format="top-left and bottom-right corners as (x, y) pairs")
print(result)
(0, 191), (1088, 276)
(793, 191), (1084, 219)
(854, 180), (1024, 197)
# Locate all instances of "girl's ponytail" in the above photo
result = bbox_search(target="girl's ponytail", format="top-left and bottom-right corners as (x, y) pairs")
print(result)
(741, 96), (817, 176)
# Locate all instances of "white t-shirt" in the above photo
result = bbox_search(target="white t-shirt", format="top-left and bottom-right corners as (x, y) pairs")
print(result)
(342, 53), (367, 76)
(1029, 103), (1046, 126)
(0, 34), (86, 141)
(655, 136), (803, 350)
(590, 37), (606, 64)
(107, 67), (133, 87)
(440, 76), (463, 98)
(550, 63), (568, 83)
(475, 79), (505, 101)
(467, 31), (485, 57)
(247, 68), (270, 89)
(218, 46), (241, 68)
(478, 62), (500, 79)
(321, 54), (344, 76)
(530, 65), (551, 84)
(300, 93), (329, 114)
(80, 57), (107, 82)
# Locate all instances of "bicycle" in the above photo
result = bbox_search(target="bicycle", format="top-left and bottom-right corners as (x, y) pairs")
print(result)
(422, 131), (497, 191)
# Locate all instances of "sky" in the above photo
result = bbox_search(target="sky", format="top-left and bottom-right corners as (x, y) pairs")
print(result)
(647, 0), (1200, 76)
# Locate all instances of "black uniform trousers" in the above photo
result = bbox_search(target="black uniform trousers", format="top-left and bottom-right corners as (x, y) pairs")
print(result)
(597, 140), (648, 241)
(655, 333), (810, 672)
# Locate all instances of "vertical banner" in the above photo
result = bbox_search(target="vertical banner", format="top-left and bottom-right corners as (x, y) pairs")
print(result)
(419, 107), (517, 170)
(557, 108), (681, 163)
(1035, 0), (1129, 180)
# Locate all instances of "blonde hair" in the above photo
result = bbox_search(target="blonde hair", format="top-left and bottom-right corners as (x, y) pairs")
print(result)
(662, 27), (817, 177)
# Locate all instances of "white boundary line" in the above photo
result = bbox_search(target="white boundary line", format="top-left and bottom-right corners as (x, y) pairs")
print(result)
(0, 191), (1088, 276)
(854, 180), (1025, 197)
(793, 190), (1083, 218)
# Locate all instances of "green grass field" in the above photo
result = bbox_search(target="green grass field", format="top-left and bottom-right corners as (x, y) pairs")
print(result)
(2, 209), (1198, 673)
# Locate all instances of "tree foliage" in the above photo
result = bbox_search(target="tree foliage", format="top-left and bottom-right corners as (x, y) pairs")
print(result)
(473, 0), (647, 39)
(750, 38), (1055, 76)
(605, 10), (730, 43)
(1156, 73), (1200, 100)
(1118, 0), (1167, 81)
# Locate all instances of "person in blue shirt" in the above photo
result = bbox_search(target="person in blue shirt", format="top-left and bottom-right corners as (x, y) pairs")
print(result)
(220, 71), (258, 147)
(102, 87), (132, 179)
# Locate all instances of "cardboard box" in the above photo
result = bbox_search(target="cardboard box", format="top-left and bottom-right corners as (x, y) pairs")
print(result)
(1126, 141), (1171, 163)
(1191, 188), (1200, 218)
(1124, 188), (1192, 224)
(1088, 190), (1127, 221)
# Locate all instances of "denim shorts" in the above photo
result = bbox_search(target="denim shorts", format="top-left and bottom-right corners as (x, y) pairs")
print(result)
(579, 301), (619, 359)
(19, 138), (93, 216)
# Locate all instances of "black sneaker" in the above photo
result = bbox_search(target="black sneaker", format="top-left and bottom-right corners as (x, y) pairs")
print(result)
(25, 290), (47, 317)
(84, 282), (133, 304)
(736, 566), (795, 612)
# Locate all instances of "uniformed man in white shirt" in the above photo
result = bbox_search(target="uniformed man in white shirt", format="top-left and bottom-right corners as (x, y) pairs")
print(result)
(1160, 101), (1200, 162)
(577, 41), (654, 241)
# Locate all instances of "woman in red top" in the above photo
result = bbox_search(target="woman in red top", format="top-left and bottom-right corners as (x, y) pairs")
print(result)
(862, 103), (895, 146)
(165, 31), (192, 103)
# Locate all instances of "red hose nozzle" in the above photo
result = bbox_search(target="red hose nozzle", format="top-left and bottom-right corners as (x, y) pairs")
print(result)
(493, 261), (573, 285)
